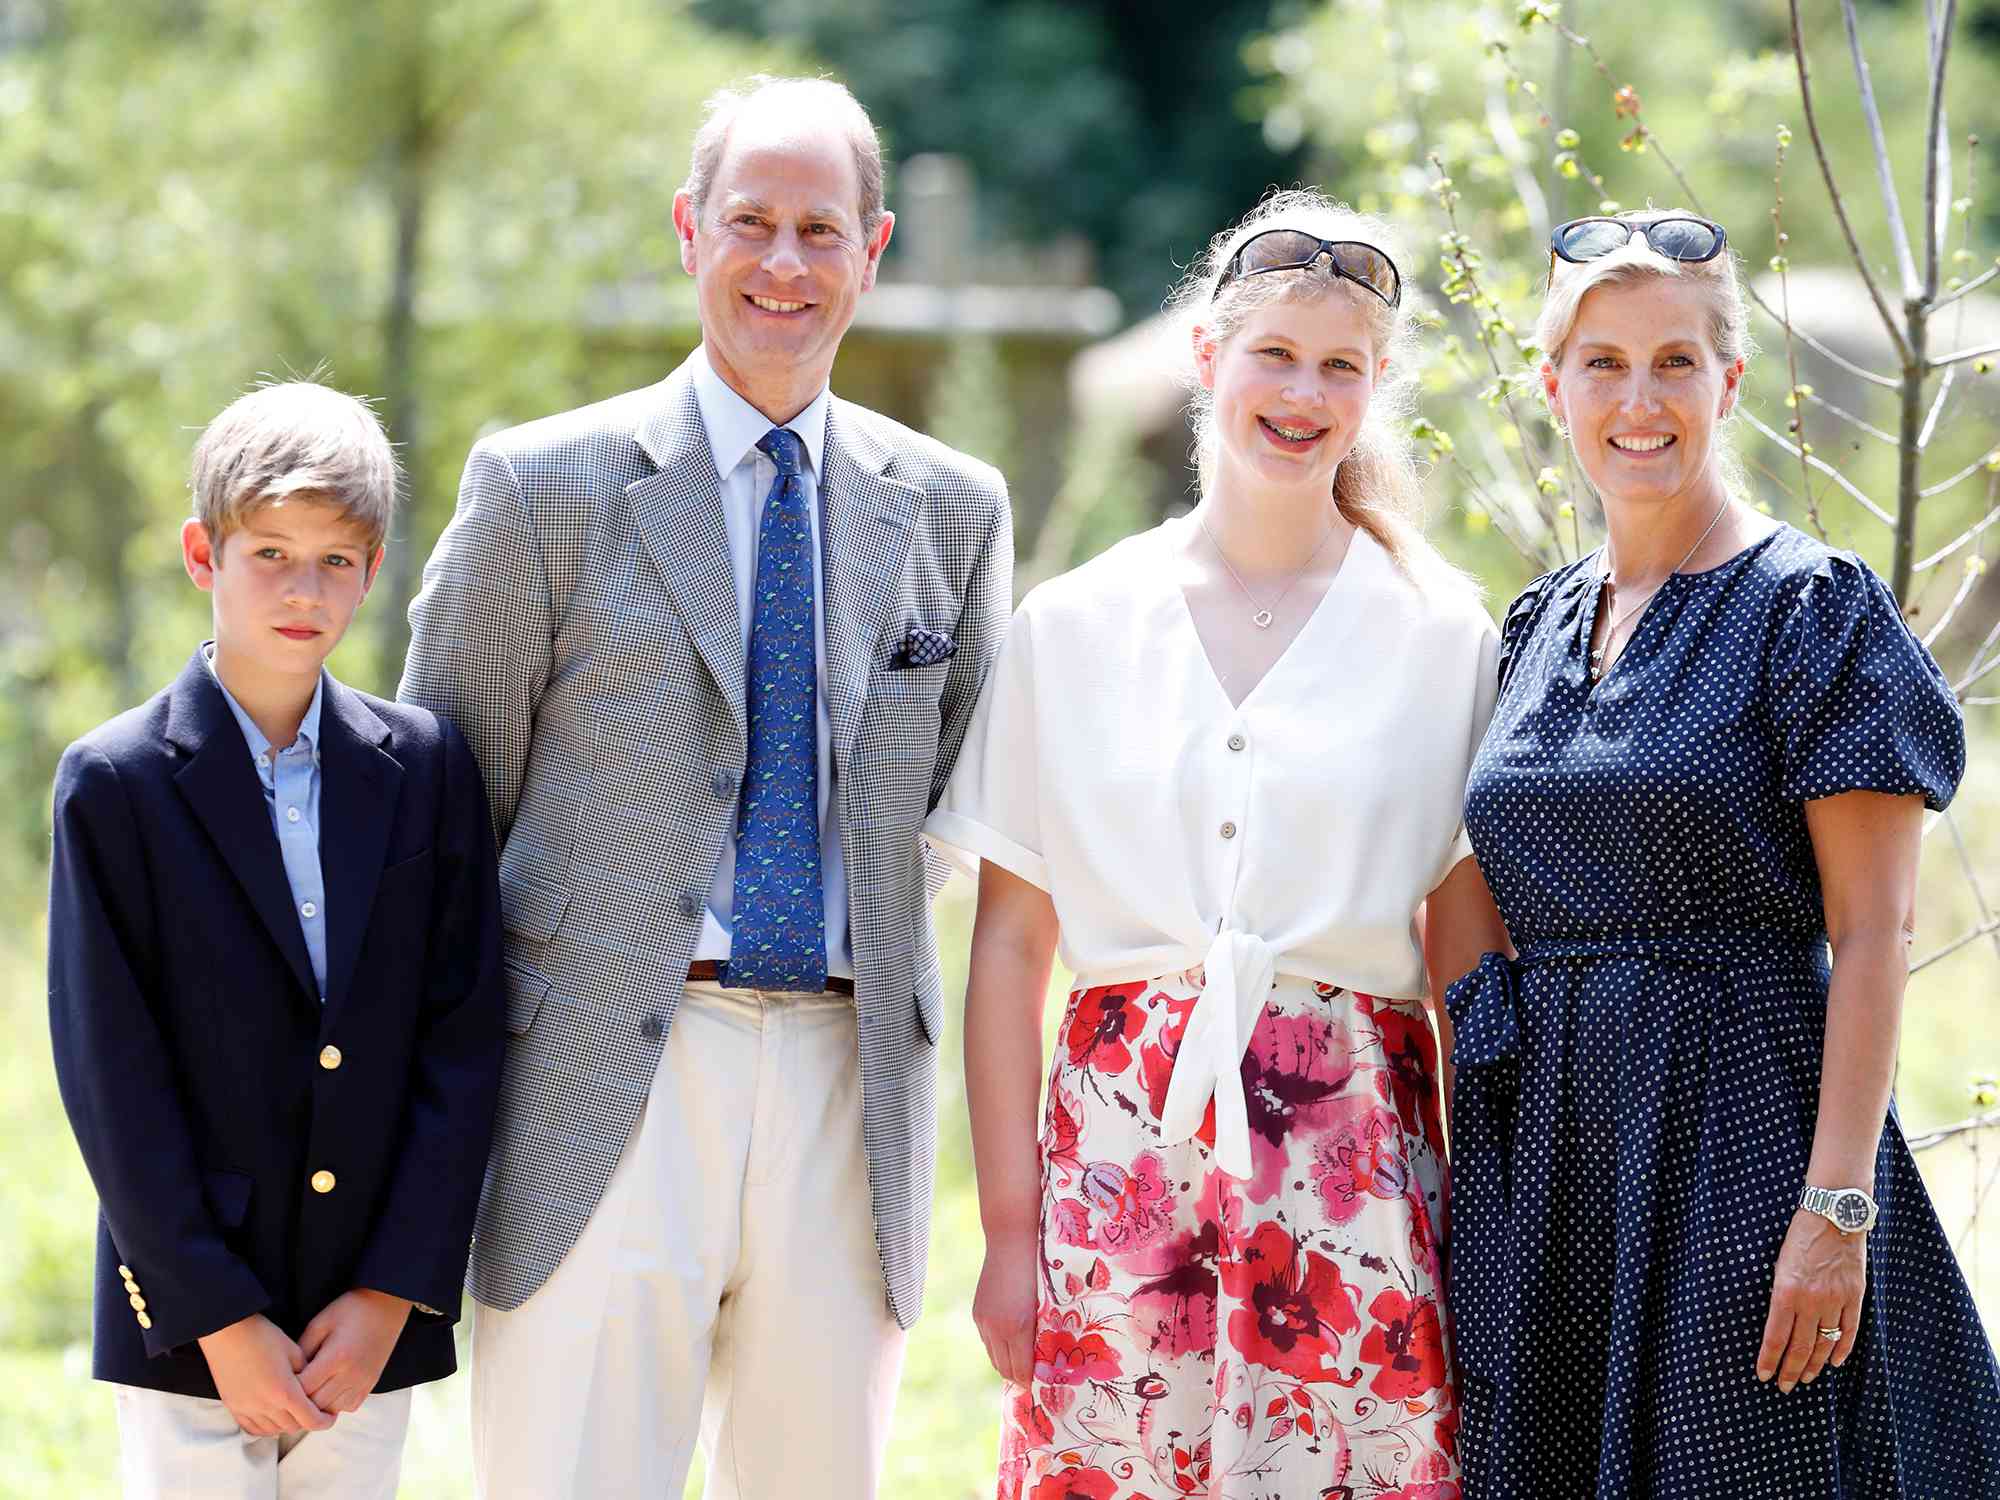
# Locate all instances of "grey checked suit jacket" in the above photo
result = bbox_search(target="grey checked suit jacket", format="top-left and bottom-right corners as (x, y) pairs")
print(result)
(398, 355), (1012, 1328)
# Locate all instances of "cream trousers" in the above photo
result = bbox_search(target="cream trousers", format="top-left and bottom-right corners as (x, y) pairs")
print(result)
(113, 1382), (410, 1499)
(471, 980), (907, 1498)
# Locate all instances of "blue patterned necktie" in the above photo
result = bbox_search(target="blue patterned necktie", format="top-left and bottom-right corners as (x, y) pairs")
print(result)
(721, 427), (827, 992)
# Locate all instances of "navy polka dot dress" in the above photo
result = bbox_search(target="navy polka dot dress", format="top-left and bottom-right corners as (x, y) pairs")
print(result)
(1449, 523), (2000, 1497)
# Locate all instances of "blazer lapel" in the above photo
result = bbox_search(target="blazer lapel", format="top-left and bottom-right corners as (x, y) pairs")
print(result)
(820, 401), (923, 776)
(165, 652), (319, 1008)
(317, 678), (400, 1016)
(628, 364), (747, 752)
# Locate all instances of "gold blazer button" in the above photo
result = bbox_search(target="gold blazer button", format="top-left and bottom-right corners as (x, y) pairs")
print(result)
(116, 1264), (133, 1279)
(319, 1045), (343, 1070)
(128, 1293), (146, 1312)
(136, 1312), (152, 1330)
(310, 1170), (337, 1194)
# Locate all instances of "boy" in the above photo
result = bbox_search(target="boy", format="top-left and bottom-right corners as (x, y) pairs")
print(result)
(48, 380), (504, 1499)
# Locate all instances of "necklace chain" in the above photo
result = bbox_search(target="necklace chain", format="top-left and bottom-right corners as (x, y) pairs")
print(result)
(1591, 497), (1731, 678)
(1197, 511), (1337, 630)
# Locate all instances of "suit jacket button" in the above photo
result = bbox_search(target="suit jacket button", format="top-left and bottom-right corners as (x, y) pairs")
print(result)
(641, 1014), (666, 1040)
(713, 769), (738, 800)
(128, 1293), (146, 1312)
(310, 1169), (337, 1194)
(678, 892), (701, 919)
(136, 1312), (152, 1330)
(117, 1264), (133, 1279)
(319, 1045), (343, 1070)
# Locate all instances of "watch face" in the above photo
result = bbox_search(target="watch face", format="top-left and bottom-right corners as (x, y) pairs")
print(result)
(1832, 1190), (1871, 1231)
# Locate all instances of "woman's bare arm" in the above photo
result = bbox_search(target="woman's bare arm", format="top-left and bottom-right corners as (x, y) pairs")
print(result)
(1756, 789), (1922, 1392)
(963, 860), (1060, 1385)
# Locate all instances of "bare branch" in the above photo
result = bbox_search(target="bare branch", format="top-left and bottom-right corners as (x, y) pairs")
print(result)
(1906, 1106), (2000, 1149)
(1773, 130), (1818, 523)
(1957, 648), (2000, 696)
(1932, 259), (2000, 308)
(1803, 391), (1899, 447)
(1841, 0), (1923, 300)
(1482, 84), (1551, 246)
(1750, 297), (1901, 389)
(1918, 366), (1957, 449)
(1919, 451), (1994, 498)
(1790, 0), (1915, 365)
(1428, 157), (1566, 547)
(1914, 475), (2000, 569)
(1941, 810), (2000, 969)
(1740, 409), (1898, 525)
(1921, 561), (1984, 645)
(1922, 0), (1961, 300)
(1957, 609), (2000, 682)
(1930, 339), (2000, 370)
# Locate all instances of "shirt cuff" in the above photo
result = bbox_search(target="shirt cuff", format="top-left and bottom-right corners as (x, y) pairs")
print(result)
(922, 811), (1051, 893)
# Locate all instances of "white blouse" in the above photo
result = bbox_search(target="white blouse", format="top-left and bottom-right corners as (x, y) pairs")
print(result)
(926, 519), (1499, 1176)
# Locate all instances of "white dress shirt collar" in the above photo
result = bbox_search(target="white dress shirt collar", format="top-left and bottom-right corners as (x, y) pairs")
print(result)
(689, 343), (830, 481)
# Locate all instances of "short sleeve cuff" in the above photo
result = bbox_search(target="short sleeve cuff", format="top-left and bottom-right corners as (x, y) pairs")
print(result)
(1432, 824), (1477, 893)
(923, 810), (1051, 893)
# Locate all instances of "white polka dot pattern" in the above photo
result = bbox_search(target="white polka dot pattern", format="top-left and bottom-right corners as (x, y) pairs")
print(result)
(1447, 524), (1999, 1496)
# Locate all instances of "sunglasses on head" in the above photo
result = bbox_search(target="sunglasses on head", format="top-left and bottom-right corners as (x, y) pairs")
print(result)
(1214, 229), (1403, 309)
(1547, 215), (1727, 285)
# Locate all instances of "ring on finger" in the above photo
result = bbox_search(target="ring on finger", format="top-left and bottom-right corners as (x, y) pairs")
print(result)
(1816, 1325), (1841, 1340)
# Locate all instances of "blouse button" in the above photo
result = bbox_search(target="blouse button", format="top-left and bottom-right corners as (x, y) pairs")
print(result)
(1227, 733), (1246, 752)
(1219, 821), (1237, 840)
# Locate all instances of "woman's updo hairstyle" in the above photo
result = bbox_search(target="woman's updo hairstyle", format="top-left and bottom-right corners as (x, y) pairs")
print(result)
(1166, 188), (1466, 591)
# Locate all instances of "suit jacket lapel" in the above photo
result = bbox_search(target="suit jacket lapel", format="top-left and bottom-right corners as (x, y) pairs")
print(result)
(165, 651), (319, 1009)
(317, 678), (400, 1016)
(629, 363), (747, 752)
(820, 401), (923, 776)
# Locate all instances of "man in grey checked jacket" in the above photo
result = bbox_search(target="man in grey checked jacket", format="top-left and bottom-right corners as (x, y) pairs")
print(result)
(399, 76), (1011, 1498)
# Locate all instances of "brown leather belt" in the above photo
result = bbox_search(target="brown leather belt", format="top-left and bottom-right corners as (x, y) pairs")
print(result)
(686, 959), (855, 997)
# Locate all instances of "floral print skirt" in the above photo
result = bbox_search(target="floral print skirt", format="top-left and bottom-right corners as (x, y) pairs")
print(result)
(998, 969), (1459, 1500)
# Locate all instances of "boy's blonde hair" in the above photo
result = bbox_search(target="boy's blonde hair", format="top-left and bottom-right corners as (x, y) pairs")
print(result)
(190, 381), (399, 552)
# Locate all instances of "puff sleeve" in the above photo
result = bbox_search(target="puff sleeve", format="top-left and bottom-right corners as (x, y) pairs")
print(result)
(1495, 573), (1552, 698)
(1766, 553), (1965, 812)
(923, 597), (1050, 890)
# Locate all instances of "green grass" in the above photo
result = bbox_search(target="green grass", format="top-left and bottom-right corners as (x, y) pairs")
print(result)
(4, 805), (1996, 1497)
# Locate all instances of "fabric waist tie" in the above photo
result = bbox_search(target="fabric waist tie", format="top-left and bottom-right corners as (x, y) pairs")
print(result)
(1157, 929), (1278, 1179)
(1447, 931), (1830, 1071)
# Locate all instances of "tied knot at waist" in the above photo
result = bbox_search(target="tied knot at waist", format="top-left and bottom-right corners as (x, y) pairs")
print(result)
(1444, 931), (1831, 1070)
(1157, 929), (1279, 1180)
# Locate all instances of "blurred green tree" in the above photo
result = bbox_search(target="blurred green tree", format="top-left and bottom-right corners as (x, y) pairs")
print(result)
(0, 0), (771, 899)
(689, 0), (1307, 316)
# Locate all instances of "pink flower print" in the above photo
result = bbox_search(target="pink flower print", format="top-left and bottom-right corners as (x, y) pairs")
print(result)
(1034, 1326), (1123, 1387)
(1065, 982), (1147, 1074)
(1309, 1098), (1409, 1225)
(1127, 1219), (1220, 1359)
(1366, 995), (1444, 1146)
(1052, 1154), (1171, 1253)
(1236, 1008), (1357, 1202)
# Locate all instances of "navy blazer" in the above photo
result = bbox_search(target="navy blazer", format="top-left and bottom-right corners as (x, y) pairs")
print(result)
(48, 648), (504, 1398)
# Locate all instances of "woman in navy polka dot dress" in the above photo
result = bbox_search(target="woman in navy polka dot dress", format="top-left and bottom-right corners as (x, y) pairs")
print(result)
(1449, 210), (2000, 1498)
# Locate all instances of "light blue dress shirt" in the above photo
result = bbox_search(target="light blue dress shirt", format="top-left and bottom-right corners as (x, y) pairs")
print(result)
(203, 646), (329, 1002)
(687, 345), (853, 981)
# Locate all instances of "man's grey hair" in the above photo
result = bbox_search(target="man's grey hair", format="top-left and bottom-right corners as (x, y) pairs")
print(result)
(681, 75), (886, 236)
(190, 380), (400, 551)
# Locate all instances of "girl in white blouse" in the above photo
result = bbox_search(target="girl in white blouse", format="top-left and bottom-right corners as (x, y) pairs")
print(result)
(927, 190), (1510, 1499)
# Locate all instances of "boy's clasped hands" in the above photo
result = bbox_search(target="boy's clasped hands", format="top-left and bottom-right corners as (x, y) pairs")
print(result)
(197, 1290), (413, 1436)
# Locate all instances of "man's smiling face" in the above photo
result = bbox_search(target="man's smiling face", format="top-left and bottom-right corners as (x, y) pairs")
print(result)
(673, 114), (893, 421)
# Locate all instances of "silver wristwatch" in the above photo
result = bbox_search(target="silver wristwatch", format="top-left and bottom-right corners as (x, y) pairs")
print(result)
(1799, 1184), (1878, 1235)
